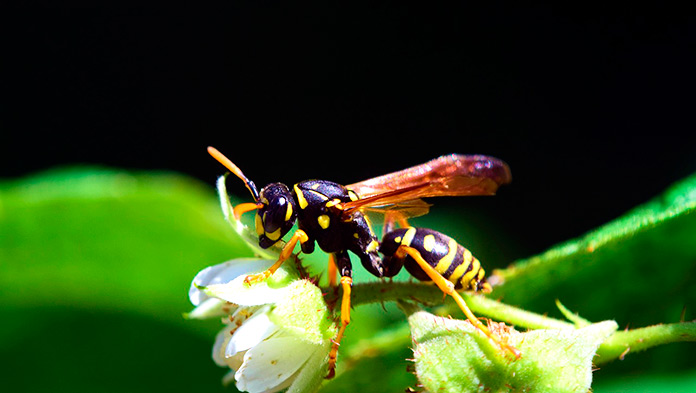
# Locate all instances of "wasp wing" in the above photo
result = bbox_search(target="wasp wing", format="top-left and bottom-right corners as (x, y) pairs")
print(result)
(347, 153), (511, 198)
(358, 197), (433, 220)
(343, 153), (511, 216)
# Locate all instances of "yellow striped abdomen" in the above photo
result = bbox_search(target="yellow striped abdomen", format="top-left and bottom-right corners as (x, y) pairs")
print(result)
(380, 227), (490, 292)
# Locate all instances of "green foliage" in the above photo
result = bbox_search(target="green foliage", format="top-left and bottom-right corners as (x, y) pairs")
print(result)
(1, 168), (242, 393)
(493, 172), (696, 328)
(2, 167), (695, 392)
(489, 171), (696, 388)
(403, 302), (617, 393)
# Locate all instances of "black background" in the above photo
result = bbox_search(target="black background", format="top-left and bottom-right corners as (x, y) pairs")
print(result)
(4, 5), (696, 260)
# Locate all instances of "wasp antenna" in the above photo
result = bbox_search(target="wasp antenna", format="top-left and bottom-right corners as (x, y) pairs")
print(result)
(207, 146), (246, 179)
(207, 146), (260, 201)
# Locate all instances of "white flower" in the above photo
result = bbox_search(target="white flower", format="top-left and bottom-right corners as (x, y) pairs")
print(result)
(188, 258), (291, 310)
(188, 259), (334, 393)
(213, 305), (330, 393)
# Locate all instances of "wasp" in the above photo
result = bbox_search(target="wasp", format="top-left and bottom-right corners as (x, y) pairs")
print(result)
(207, 147), (519, 378)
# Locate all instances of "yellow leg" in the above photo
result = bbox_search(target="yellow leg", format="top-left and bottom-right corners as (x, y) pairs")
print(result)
(232, 202), (262, 220)
(244, 229), (309, 285)
(326, 276), (352, 379)
(328, 254), (338, 287)
(398, 246), (521, 359)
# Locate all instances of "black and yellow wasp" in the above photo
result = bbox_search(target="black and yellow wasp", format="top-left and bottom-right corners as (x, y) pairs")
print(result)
(207, 147), (519, 378)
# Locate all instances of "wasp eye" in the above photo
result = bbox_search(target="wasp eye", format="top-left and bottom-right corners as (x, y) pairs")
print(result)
(263, 196), (288, 232)
(256, 183), (297, 248)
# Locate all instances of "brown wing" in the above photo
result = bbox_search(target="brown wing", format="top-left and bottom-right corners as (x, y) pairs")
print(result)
(342, 154), (511, 217)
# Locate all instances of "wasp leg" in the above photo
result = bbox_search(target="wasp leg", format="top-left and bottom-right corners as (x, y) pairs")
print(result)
(244, 229), (309, 285)
(326, 275), (352, 379)
(327, 253), (338, 287)
(232, 202), (262, 219)
(326, 251), (353, 379)
(397, 245), (522, 359)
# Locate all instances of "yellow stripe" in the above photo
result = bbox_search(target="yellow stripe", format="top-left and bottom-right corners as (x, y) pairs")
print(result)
(366, 240), (380, 253)
(294, 184), (308, 209)
(326, 198), (341, 208)
(308, 189), (329, 201)
(401, 227), (417, 247)
(476, 268), (486, 282)
(255, 214), (264, 235)
(285, 202), (293, 221)
(448, 249), (473, 283)
(460, 258), (481, 288)
(475, 268), (489, 292)
(266, 227), (282, 241)
(434, 238), (458, 274)
(363, 214), (374, 231)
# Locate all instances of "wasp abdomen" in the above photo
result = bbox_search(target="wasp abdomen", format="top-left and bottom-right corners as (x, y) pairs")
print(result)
(380, 227), (490, 292)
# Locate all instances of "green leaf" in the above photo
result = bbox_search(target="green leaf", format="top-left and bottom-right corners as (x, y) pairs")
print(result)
(0, 168), (246, 317)
(493, 172), (696, 328)
(405, 306), (617, 393)
(215, 174), (285, 259)
(0, 168), (247, 392)
(485, 172), (696, 380)
(593, 369), (696, 393)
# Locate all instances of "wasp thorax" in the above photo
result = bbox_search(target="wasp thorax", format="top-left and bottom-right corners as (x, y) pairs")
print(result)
(256, 183), (298, 248)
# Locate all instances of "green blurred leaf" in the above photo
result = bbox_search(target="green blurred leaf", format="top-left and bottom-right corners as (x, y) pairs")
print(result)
(494, 172), (696, 325)
(0, 168), (248, 392)
(1, 168), (245, 316)
(593, 369), (696, 393)
(489, 172), (696, 378)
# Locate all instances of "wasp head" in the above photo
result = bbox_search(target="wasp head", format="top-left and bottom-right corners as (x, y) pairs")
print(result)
(256, 183), (298, 248)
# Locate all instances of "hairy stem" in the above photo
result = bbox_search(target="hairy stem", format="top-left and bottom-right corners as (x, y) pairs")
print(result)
(336, 280), (696, 366)
(595, 321), (696, 364)
(343, 281), (573, 330)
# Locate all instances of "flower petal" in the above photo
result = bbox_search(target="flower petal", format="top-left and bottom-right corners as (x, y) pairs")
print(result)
(189, 259), (274, 305)
(286, 341), (331, 393)
(202, 267), (297, 306)
(186, 297), (230, 320)
(227, 307), (278, 358)
(235, 336), (321, 393)
(213, 328), (247, 370)
(212, 326), (232, 367)
(222, 370), (237, 387)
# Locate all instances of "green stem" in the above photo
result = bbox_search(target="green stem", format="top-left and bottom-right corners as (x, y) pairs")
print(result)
(594, 321), (696, 365)
(344, 281), (573, 330)
(465, 293), (573, 330)
(336, 280), (696, 366)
